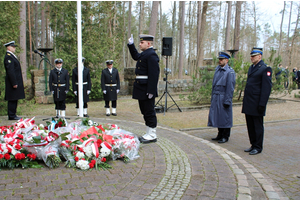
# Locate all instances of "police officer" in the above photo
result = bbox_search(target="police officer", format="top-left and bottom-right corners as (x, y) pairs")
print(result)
(101, 60), (120, 116)
(49, 58), (70, 118)
(127, 34), (160, 144)
(3, 41), (25, 120)
(72, 57), (91, 117)
(208, 52), (236, 143)
(242, 47), (272, 155)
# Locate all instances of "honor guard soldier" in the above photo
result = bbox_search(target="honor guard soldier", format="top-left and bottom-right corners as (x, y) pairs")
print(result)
(127, 34), (160, 144)
(72, 57), (91, 117)
(49, 58), (70, 118)
(208, 52), (236, 144)
(3, 41), (25, 120)
(101, 60), (120, 116)
(242, 47), (272, 155)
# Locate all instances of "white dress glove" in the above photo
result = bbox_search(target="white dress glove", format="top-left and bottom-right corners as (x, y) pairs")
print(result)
(65, 90), (69, 94)
(87, 90), (91, 95)
(117, 89), (119, 94)
(128, 34), (134, 45)
(103, 90), (106, 94)
(148, 93), (153, 99)
(74, 91), (77, 96)
(52, 91), (54, 94)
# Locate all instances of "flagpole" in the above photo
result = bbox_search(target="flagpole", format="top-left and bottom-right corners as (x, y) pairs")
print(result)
(77, 1), (83, 117)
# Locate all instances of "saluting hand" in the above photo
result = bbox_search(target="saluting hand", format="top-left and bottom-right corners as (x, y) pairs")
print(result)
(128, 34), (134, 45)
(13, 85), (18, 88)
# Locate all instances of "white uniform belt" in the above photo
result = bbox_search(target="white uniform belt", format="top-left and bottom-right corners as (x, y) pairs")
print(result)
(105, 84), (117, 86)
(136, 75), (148, 79)
(75, 82), (88, 85)
(52, 83), (66, 87)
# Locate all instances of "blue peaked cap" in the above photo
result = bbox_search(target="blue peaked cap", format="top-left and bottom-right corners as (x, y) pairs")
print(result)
(251, 47), (263, 56)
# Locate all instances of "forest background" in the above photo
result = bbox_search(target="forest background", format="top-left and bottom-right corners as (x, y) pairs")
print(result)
(0, 1), (299, 115)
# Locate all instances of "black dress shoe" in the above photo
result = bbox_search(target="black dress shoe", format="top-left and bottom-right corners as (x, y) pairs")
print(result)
(8, 116), (21, 120)
(218, 138), (228, 143)
(84, 114), (89, 117)
(139, 137), (157, 144)
(211, 136), (221, 141)
(249, 149), (261, 155)
(244, 147), (253, 152)
(106, 113), (110, 116)
(112, 113), (117, 116)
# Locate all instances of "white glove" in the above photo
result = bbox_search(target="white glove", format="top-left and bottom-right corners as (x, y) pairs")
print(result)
(117, 89), (119, 94)
(148, 93), (153, 99)
(103, 90), (106, 94)
(65, 90), (69, 94)
(52, 91), (54, 94)
(87, 90), (91, 95)
(128, 34), (134, 45)
(74, 91), (77, 96)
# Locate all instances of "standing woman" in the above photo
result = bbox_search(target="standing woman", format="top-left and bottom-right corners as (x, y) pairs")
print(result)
(101, 60), (120, 116)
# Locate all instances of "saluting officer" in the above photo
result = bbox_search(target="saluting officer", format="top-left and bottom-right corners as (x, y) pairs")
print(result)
(101, 60), (120, 116)
(49, 58), (70, 118)
(72, 57), (91, 117)
(3, 41), (25, 120)
(208, 52), (236, 144)
(127, 34), (160, 144)
(242, 47), (272, 155)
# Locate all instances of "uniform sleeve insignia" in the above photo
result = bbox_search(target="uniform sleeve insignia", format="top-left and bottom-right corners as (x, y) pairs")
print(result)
(8, 60), (11, 63)
(267, 71), (271, 76)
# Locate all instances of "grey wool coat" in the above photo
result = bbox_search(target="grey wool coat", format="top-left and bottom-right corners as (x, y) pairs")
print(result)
(208, 64), (236, 128)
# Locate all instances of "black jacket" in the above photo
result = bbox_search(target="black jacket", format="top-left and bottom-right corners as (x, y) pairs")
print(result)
(127, 44), (160, 100)
(49, 68), (70, 101)
(72, 66), (91, 103)
(242, 60), (272, 116)
(4, 51), (25, 101)
(101, 68), (120, 101)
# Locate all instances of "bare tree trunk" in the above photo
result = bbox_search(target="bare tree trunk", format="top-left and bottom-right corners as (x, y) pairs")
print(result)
(289, 3), (300, 67)
(197, 1), (202, 55)
(122, 2), (126, 68)
(20, 1), (27, 81)
(196, 1), (208, 70)
(225, 1), (232, 51)
(35, 1), (39, 68)
(41, 1), (45, 47)
(28, 2), (33, 66)
(178, 1), (185, 79)
(149, 1), (159, 45)
(188, 1), (192, 74)
(127, 1), (132, 68)
(279, 1), (286, 55)
(139, 1), (144, 35)
(234, 1), (242, 50)
(287, 1), (293, 65)
(171, 2), (177, 77)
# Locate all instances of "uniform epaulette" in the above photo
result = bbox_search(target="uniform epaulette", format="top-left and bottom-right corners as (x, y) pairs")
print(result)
(7, 53), (11, 56)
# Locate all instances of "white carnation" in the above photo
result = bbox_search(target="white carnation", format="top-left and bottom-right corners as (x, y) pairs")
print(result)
(100, 147), (111, 157)
(76, 159), (89, 170)
(83, 146), (93, 158)
(76, 152), (85, 159)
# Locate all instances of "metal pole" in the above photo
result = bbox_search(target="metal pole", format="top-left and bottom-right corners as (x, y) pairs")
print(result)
(164, 56), (168, 115)
(77, 1), (83, 117)
(44, 55), (48, 94)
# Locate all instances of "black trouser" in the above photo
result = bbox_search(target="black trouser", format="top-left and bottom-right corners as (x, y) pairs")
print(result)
(8, 100), (18, 119)
(54, 100), (66, 110)
(245, 114), (264, 151)
(76, 102), (88, 108)
(138, 98), (157, 128)
(105, 100), (116, 108)
(217, 128), (231, 139)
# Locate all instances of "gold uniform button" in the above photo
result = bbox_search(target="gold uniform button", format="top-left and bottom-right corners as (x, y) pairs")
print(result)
(137, 81), (139, 83)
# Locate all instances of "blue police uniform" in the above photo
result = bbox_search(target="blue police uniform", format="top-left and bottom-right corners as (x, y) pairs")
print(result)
(208, 52), (236, 143)
(242, 48), (272, 155)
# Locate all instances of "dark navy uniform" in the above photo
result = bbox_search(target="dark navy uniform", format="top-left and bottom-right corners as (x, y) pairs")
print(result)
(3, 41), (25, 120)
(72, 66), (91, 108)
(127, 42), (160, 128)
(242, 48), (272, 154)
(101, 67), (120, 102)
(49, 60), (69, 112)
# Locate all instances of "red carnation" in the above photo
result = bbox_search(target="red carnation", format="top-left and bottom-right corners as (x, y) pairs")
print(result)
(78, 147), (84, 152)
(17, 134), (23, 139)
(91, 160), (96, 164)
(15, 144), (22, 150)
(30, 154), (37, 160)
(74, 157), (79, 162)
(4, 153), (10, 160)
(44, 126), (48, 130)
(101, 157), (106, 162)
(58, 121), (63, 127)
(89, 163), (94, 168)
(0, 154), (3, 159)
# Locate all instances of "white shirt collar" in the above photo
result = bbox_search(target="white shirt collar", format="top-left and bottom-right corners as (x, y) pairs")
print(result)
(7, 50), (17, 59)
